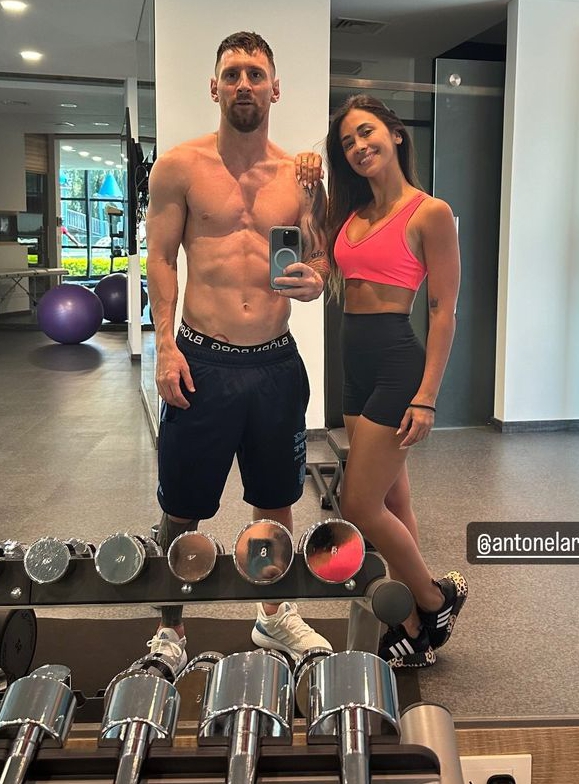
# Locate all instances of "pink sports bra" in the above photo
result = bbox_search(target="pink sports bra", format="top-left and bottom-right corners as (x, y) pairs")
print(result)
(334, 191), (428, 291)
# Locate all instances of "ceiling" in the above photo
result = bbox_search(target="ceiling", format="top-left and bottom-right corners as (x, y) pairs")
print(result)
(0, 0), (508, 163)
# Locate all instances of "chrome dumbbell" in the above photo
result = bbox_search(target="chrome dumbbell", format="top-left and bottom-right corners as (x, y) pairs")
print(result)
(0, 664), (76, 784)
(400, 703), (464, 784)
(232, 520), (294, 585)
(100, 665), (180, 784)
(198, 649), (294, 784)
(167, 531), (224, 584)
(23, 537), (95, 585)
(95, 533), (162, 585)
(174, 651), (224, 721)
(298, 518), (365, 584)
(295, 650), (400, 784)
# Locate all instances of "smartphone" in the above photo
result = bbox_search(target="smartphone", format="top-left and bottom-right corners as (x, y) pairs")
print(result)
(269, 226), (302, 289)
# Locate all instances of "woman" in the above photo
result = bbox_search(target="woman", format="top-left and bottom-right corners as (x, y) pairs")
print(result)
(325, 95), (467, 667)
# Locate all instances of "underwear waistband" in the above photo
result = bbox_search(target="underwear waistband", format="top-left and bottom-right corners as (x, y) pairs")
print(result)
(178, 321), (293, 354)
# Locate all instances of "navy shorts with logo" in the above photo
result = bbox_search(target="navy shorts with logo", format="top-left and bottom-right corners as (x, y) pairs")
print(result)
(157, 322), (310, 520)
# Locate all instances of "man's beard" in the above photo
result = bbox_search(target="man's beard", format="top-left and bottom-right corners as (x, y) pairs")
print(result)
(226, 101), (264, 133)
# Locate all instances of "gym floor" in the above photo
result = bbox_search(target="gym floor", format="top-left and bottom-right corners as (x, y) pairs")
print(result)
(1, 329), (579, 719)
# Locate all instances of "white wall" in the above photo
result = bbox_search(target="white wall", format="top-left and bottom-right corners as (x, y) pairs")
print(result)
(0, 123), (26, 212)
(495, 0), (579, 423)
(154, 0), (331, 428)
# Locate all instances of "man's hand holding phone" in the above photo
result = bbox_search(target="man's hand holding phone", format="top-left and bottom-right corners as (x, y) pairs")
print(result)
(273, 262), (324, 301)
(270, 225), (324, 301)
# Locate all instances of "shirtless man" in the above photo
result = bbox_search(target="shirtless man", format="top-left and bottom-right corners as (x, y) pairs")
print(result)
(145, 31), (331, 673)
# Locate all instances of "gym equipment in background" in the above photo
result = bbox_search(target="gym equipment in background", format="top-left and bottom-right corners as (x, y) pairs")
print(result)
(94, 273), (148, 324)
(298, 518), (365, 584)
(100, 660), (180, 784)
(0, 664), (76, 784)
(95, 533), (162, 585)
(295, 650), (400, 784)
(197, 649), (294, 784)
(94, 273), (129, 323)
(37, 284), (104, 345)
(232, 519), (294, 585)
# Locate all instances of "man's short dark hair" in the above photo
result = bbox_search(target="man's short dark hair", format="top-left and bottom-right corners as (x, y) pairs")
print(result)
(215, 31), (275, 74)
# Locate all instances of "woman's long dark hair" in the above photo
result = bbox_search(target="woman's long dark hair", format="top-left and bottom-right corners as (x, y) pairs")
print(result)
(325, 95), (421, 296)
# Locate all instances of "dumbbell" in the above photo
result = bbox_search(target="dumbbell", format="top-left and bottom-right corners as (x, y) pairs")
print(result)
(347, 579), (415, 653)
(400, 702), (464, 784)
(0, 664), (76, 784)
(100, 663), (180, 784)
(197, 649), (294, 784)
(0, 610), (37, 692)
(0, 541), (26, 559)
(167, 531), (224, 584)
(294, 650), (400, 784)
(23, 537), (94, 585)
(174, 651), (224, 721)
(95, 533), (162, 584)
(298, 518), (365, 583)
(232, 520), (294, 585)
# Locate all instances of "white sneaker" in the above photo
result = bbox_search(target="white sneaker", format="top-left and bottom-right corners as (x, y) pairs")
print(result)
(251, 602), (333, 661)
(146, 627), (188, 676)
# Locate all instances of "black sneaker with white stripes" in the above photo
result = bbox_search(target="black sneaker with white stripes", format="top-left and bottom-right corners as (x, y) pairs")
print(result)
(378, 625), (436, 669)
(417, 571), (468, 650)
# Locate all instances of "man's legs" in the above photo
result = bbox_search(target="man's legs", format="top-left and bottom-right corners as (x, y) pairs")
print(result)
(144, 513), (200, 676)
(250, 504), (332, 660)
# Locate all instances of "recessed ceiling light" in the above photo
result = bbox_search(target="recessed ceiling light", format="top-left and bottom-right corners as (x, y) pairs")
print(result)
(78, 151), (90, 157)
(91, 156), (102, 162)
(20, 50), (43, 62)
(0, 98), (29, 106)
(60, 103), (77, 109)
(115, 164), (123, 169)
(55, 121), (75, 127)
(62, 145), (75, 152)
(93, 122), (109, 127)
(1, 1), (28, 12)
(104, 160), (115, 166)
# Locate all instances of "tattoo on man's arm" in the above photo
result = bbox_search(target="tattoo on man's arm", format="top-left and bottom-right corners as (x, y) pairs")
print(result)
(429, 297), (439, 309)
(302, 185), (330, 281)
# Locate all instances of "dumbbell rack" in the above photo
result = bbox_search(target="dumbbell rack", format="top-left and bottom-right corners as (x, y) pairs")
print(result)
(0, 552), (446, 782)
(0, 552), (385, 608)
(0, 742), (441, 782)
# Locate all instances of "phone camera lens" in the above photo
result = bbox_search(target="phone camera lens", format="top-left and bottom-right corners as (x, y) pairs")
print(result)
(283, 230), (298, 247)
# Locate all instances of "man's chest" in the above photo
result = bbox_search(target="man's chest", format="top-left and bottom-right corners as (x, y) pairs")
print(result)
(186, 166), (300, 238)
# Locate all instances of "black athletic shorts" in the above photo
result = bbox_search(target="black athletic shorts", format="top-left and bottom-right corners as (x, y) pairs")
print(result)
(157, 323), (310, 520)
(341, 312), (425, 429)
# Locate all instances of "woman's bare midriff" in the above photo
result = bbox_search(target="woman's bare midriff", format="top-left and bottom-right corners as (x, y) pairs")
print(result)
(344, 279), (416, 315)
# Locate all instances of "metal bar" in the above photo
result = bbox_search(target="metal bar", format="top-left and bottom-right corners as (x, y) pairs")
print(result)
(330, 75), (504, 97)
(0, 554), (386, 610)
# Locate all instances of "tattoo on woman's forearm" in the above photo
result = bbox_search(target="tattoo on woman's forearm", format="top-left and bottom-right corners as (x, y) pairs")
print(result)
(429, 297), (439, 309)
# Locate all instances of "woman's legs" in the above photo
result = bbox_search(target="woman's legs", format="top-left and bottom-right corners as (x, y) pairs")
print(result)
(341, 414), (443, 614)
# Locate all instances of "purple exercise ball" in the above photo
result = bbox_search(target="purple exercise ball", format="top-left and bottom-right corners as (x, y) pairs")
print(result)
(94, 272), (128, 323)
(37, 284), (104, 344)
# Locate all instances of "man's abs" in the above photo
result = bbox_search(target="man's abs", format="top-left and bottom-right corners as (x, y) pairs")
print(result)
(181, 233), (291, 345)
